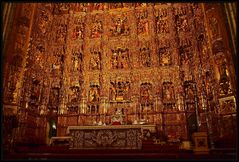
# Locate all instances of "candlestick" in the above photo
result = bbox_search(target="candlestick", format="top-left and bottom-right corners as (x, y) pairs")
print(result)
(135, 102), (137, 120)
(156, 98), (157, 112)
(140, 104), (141, 120)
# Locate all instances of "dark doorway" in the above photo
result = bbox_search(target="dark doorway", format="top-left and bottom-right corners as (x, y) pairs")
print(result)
(187, 113), (198, 141)
(48, 118), (57, 138)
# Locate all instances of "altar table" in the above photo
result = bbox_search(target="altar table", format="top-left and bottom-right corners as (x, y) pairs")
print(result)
(67, 125), (142, 149)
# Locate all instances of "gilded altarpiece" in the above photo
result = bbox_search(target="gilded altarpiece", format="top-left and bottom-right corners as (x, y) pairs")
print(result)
(3, 3), (236, 149)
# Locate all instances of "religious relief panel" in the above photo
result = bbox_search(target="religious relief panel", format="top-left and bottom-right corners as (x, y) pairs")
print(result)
(71, 45), (83, 73)
(15, 26), (28, 50)
(174, 6), (191, 33)
(53, 3), (70, 14)
(140, 82), (153, 107)
(36, 9), (51, 35)
(156, 19), (170, 34)
(48, 87), (60, 112)
(176, 17), (190, 33)
(212, 40), (224, 56)
(155, 8), (170, 34)
(17, 4), (32, 28)
(109, 77), (130, 101)
(88, 84), (100, 103)
(174, 5), (188, 17)
(5, 51), (24, 103)
(90, 47), (101, 70)
(208, 17), (221, 40)
(52, 17), (68, 44)
(162, 81), (175, 104)
(68, 80), (82, 103)
(158, 39), (172, 66)
(71, 16), (85, 40)
(88, 83), (100, 114)
(135, 3), (148, 8)
(179, 38), (192, 66)
(90, 14), (103, 38)
(139, 45), (151, 67)
(111, 47), (130, 69)
(218, 61), (232, 96)
(109, 14), (130, 37)
(28, 78), (41, 110)
(89, 3), (105, 11)
(51, 46), (65, 75)
(67, 87), (80, 114)
(219, 96), (236, 115)
(183, 80), (195, 103)
(108, 3), (123, 9)
(135, 10), (149, 35)
(70, 3), (89, 13)
(204, 70), (214, 101)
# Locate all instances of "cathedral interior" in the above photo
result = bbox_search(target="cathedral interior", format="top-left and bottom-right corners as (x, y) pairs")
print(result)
(2, 2), (237, 160)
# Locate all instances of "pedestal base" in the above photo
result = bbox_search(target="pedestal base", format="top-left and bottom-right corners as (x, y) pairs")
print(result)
(192, 132), (209, 154)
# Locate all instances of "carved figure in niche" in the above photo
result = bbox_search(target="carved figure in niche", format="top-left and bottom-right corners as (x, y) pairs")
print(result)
(110, 86), (116, 100)
(70, 3), (88, 12)
(176, 17), (189, 32)
(179, 46), (192, 65)
(138, 20), (149, 34)
(55, 23), (67, 43)
(89, 85), (100, 102)
(6, 73), (18, 102)
(158, 45), (170, 66)
(72, 24), (84, 40)
(219, 62), (232, 95)
(119, 48), (129, 69)
(49, 88), (60, 106)
(90, 48), (101, 70)
(109, 3), (123, 9)
(135, 3), (147, 7)
(52, 48), (64, 72)
(90, 3), (104, 11)
(162, 82), (174, 101)
(111, 48), (129, 69)
(10, 53), (23, 73)
(140, 83), (152, 103)
(140, 47), (151, 67)
(123, 81), (130, 99)
(156, 19), (169, 34)
(122, 3), (133, 8)
(209, 17), (220, 39)
(110, 16), (129, 36)
(184, 81), (194, 101)
(205, 71), (213, 100)
(38, 10), (49, 34)
(111, 52), (118, 69)
(91, 20), (103, 38)
(69, 87), (80, 103)
(136, 11), (149, 34)
(116, 18), (125, 34)
(30, 79), (41, 104)
(54, 3), (70, 14)
(159, 47), (171, 66)
(71, 47), (83, 72)
(220, 99), (236, 114)
(175, 6), (187, 16)
(156, 8), (168, 18)
(212, 40), (224, 55)
(179, 38), (192, 65)
(112, 108), (125, 125)
(110, 79), (130, 101)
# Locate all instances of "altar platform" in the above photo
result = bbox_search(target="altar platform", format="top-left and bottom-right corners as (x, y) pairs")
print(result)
(66, 125), (143, 149)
